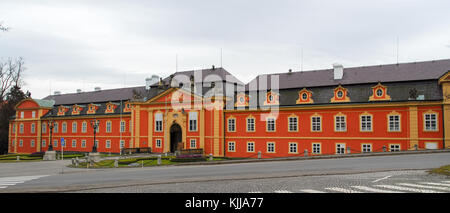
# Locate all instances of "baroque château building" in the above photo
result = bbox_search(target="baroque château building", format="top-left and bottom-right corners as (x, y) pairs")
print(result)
(8, 59), (450, 158)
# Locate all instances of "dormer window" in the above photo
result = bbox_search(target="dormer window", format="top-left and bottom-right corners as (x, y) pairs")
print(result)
(296, 88), (313, 104)
(263, 91), (279, 106)
(235, 93), (249, 107)
(331, 85), (350, 103)
(369, 83), (391, 101)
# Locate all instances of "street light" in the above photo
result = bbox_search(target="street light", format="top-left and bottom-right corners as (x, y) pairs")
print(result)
(90, 119), (100, 153)
(47, 120), (55, 151)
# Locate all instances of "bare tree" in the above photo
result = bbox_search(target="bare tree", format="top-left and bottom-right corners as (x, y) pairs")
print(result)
(0, 57), (25, 102)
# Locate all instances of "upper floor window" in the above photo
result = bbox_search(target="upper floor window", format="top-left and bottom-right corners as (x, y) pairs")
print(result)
(42, 123), (46, 133)
(155, 113), (163, 132)
(19, 123), (24, 133)
(61, 122), (67, 133)
(82, 121), (87, 133)
(311, 115), (322, 132)
(388, 115), (400, 132)
(266, 117), (276, 132)
(189, 112), (198, 132)
(72, 122), (77, 133)
(32, 111), (36, 118)
(360, 115), (372, 132)
(424, 113), (438, 131)
(20, 111), (24, 118)
(30, 123), (35, 133)
(246, 117), (255, 132)
(120, 120), (126, 133)
(288, 116), (298, 132)
(228, 117), (236, 132)
(335, 115), (346, 132)
(106, 121), (112, 133)
(54, 122), (58, 133)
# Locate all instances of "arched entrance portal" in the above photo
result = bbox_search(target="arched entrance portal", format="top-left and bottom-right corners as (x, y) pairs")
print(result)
(170, 123), (182, 153)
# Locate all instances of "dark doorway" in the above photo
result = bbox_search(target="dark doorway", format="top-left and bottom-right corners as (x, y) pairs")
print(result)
(170, 123), (182, 153)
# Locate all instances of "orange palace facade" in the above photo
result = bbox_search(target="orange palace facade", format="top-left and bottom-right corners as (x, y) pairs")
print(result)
(8, 60), (450, 158)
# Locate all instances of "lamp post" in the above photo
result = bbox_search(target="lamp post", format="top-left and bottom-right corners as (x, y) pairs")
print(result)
(90, 119), (100, 153)
(47, 120), (55, 151)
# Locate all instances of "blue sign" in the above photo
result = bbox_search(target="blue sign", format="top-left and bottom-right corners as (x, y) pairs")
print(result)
(61, 138), (65, 147)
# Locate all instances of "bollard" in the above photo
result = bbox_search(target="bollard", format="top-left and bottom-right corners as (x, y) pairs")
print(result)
(347, 147), (351, 154)
(383, 145), (386, 152)
(114, 159), (118, 168)
(157, 155), (162, 165)
(257, 151), (262, 159)
(16, 156), (20, 161)
(165, 153), (167, 157)
(71, 158), (75, 165)
(209, 153), (213, 161)
(414, 144), (418, 151)
(304, 149), (308, 157)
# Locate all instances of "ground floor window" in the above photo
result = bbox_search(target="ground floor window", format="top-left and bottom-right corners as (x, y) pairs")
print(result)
(53, 140), (58, 147)
(106, 140), (111, 149)
(289, 143), (298, 154)
(120, 140), (125, 149)
(336, 143), (345, 154)
(228, 142), (236, 152)
(156, 139), (162, 148)
(72, 140), (76, 148)
(390, 144), (400, 152)
(30, 140), (35, 147)
(312, 143), (321, 154)
(190, 139), (196, 148)
(247, 142), (254, 152)
(362, 144), (372, 153)
(267, 142), (275, 153)
(42, 139), (46, 147)
(81, 140), (86, 148)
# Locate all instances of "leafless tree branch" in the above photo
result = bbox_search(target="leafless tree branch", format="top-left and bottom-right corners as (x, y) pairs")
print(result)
(0, 58), (25, 101)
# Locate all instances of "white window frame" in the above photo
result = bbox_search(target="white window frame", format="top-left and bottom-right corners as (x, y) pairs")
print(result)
(266, 117), (276, 132)
(228, 141), (236, 152)
(189, 112), (198, 132)
(267, 142), (275, 153)
(246, 117), (255, 132)
(156, 139), (162, 148)
(289, 142), (298, 154)
(389, 144), (400, 152)
(106, 121), (112, 133)
(362, 144), (372, 153)
(72, 122), (77, 133)
(32, 111), (36, 118)
(288, 116), (298, 132)
(30, 139), (35, 147)
(120, 121), (126, 133)
(72, 139), (77, 148)
(311, 116), (322, 132)
(247, 142), (254, 152)
(336, 143), (346, 154)
(42, 139), (46, 147)
(106, 140), (111, 149)
(388, 115), (401, 132)
(82, 122), (87, 133)
(30, 123), (35, 133)
(312, 143), (321, 154)
(360, 115), (373, 132)
(42, 123), (46, 133)
(155, 113), (163, 132)
(190, 139), (197, 148)
(81, 140), (86, 148)
(424, 113), (438, 131)
(228, 118), (236, 132)
(335, 116), (346, 132)
(120, 140), (125, 149)
(62, 122), (67, 133)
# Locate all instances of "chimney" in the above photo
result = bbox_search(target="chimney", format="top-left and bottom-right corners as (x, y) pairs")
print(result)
(146, 75), (160, 90)
(333, 63), (344, 80)
(94, 87), (101, 92)
(54, 91), (61, 95)
(76, 89), (82, 93)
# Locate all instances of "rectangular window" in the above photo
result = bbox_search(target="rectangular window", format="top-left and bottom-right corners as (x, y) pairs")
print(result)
(312, 143), (321, 154)
(266, 118), (275, 132)
(311, 116), (321, 132)
(72, 122), (77, 133)
(424, 114), (437, 131)
(42, 123), (46, 133)
(156, 139), (162, 148)
(247, 142), (254, 152)
(361, 115), (372, 131)
(54, 123), (58, 133)
(289, 143), (298, 153)
(388, 115), (400, 131)
(53, 140), (58, 147)
(228, 141), (235, 152)
(95, 140), (99, 148)
(267, 142), (275, 153)
(335, 116), (346, 132)
(81, 140), (86, 148)
(390, 144), (400, 152)
(20, 124), (24, 133)
(30, 140), (35, 147)
(120, 140), (125, 149)
(42, 139), (46, 147)
(155, 113), (163, 132)
(31, 123), (35, 133)
(362, 144), (372, 153)
(336, 143), (345, 154)
(106, 140), (111, 148)
(190, 139), (196, 148)
(82, 122), (87, 133)
(12, 124), (16, 133)
(228, 118), (236, 132)
(32, 111), (36, 118)
(62, 123), (67, 133)
(20, 111), (24, 118)
(189, 112), (198, 131)
(19, 140), (23, 147)
(120, 121), (126, 133)
(72, 139), (77, 148)
(246, 118), (255, 132)
(288, 117), (298, 132)
(106, 122), (112, 133)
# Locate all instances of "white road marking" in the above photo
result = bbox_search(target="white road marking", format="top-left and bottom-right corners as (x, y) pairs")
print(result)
(420, 182), (450, 187)
(0, 175), (49, 189)
(351, 186), (404, 193)
(397, 183), (450, 191)
(325, 187), (362, 193)
(374, 185), (443, 193)
(372, 175), (392, 183)
(300, 189), (326, 193)
(274, 190), (293, 193)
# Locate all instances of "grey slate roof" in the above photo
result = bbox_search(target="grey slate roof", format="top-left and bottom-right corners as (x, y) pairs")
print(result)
(246, 59), (450, 90)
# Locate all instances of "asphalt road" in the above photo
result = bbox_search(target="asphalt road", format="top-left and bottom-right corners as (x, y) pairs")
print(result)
(1, 152), (449, 193)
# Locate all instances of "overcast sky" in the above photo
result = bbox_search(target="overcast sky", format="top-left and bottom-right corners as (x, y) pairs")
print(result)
(1, 0), (450, 99)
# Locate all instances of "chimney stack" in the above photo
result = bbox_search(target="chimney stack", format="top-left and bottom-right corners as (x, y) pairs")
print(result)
(146, 75), (160, 90)
(333, 63), (344, 80)
(54, 91), (61, 95)
(94, 87), (101, 92)
(76, 89), (82, 93)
